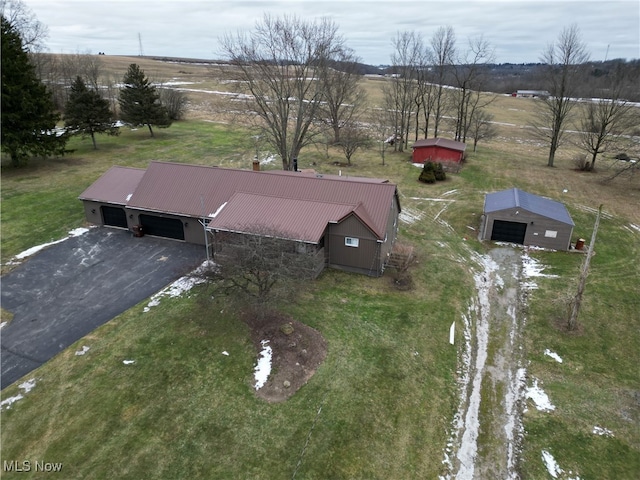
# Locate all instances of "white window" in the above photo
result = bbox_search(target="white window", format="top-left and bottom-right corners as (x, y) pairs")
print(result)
(345, 237), (359, 247)
(544, 230), (558, 238)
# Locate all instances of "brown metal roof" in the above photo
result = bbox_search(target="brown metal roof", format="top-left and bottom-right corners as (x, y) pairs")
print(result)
(78, 166), (145, 205)
(412, 138), (466, 152)
(264, 169), (390, 183)
(123, 161), (399, 240)
(208, 192), (355, 243)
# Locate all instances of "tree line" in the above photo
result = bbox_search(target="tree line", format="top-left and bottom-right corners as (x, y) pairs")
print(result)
(1, 1), (186, 166)
(2, 0), (637, 173)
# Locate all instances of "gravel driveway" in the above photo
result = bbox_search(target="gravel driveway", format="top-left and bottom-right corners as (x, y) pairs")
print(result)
(1, 227), (205, 389)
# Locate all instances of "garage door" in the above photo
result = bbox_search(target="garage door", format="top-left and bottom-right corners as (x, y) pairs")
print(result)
(101, 206), (128, 228)
(491, 220), (527, 244)
(139, 214), (184, 240)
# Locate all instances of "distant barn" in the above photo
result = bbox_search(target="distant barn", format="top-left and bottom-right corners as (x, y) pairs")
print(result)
(411, 138), (466, 165)
(480, 188), (575, 250)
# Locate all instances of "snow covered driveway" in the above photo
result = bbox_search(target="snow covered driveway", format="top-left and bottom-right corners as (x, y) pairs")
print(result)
(444, 247), (537, 479)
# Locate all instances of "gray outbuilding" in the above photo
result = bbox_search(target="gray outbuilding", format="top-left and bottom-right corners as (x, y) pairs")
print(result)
(480, 188), (575, 250)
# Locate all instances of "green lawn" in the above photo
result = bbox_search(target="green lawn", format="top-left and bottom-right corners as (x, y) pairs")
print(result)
(1, 116), (638, 479)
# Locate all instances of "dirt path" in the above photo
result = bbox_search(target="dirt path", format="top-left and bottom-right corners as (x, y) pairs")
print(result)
(444, 247), (528, 480)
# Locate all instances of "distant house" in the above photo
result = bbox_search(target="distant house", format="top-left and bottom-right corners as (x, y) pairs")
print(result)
(480, 188), (575, 250)
(513, 90), (550, 98)
(411, 138), (466, 165)
(79, 162), (401, 277)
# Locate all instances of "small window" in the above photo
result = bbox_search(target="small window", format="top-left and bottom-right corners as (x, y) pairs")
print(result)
(345, 237), (359, 247)
(544, 230), (558, 238)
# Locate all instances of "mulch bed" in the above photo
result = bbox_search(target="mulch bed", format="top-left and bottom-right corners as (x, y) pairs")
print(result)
(243, 311), (327, 403)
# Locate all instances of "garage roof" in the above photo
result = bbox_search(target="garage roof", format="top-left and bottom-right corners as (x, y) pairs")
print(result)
(78, 166), (145, 205)
(484, 188), (574, 225)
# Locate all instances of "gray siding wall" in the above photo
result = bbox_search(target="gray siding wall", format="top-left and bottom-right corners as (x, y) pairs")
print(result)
(483, 208), (573, 250)
(327, 215), (382, 276)
(82, 201), (108, 226)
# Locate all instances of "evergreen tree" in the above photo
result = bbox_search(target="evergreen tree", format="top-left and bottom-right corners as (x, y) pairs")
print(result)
(118, 64), (171, 137)
(64, 76), (118, 149)
(1, 16), (68, 167)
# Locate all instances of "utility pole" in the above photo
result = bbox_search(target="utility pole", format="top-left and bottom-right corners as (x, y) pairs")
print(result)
(568, 204), (603, 330)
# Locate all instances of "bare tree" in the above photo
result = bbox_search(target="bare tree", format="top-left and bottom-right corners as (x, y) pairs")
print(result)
(336, 124), (371, 165)
(159, 87), (189, 121)
(429, 26), (456, 138)
(534, 24), (589, 167)
(567, 205), (602, 331)
(220, 15), (347, 170)
(383, 31), (423, 152)
(0, 0), (48, 53)
(202, 226), (319, 310)
(576, 65), (636, 171)
(318, 49), (367, 144)
(451, 35), (495, 143)
(469, 109), (497, 152)
(413, 46), (436, 140)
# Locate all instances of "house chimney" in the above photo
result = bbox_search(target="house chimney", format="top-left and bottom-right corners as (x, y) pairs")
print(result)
(252, 158), (260, 171)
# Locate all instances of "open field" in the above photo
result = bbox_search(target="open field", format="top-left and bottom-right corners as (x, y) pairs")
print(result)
(1, 55), (639, 479)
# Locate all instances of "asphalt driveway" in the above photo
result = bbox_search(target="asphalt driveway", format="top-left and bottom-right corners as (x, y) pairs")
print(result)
(1, 227), (205, 389)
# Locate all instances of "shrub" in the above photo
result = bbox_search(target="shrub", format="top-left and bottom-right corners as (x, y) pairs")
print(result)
(573, 154), (590, 171)
(418, 161), (446, 183)
(419, 169), (436, 183)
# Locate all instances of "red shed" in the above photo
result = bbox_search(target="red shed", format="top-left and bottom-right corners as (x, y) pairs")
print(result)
(411, 138), (466, 164)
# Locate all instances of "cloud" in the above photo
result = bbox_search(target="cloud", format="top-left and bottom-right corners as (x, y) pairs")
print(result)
(26, 0), (640, 64)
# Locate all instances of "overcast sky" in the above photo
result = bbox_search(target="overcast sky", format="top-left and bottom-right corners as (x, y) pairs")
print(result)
(24, 0), (640, 65)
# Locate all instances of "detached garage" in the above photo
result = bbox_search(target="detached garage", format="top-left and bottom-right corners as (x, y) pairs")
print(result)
(480, 188), (575, 250)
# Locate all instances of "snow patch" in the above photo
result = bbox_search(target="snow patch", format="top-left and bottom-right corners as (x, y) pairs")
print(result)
(542, 450), (562, 478)
(629, 223), (640, 233)
(254, 340), (272, 390)
(13, 227), (91, 261)
(521, 251), (558, 289)
(541, 450), (582, 479)
(75, 345), (90, 356)
(399, 208), (423, 224)
(208, 202), (228, 218)
(143, 260), (215, 312)
(592, 425), (614, 437)
(544, 349), (563, 363)
(222, 351), (229, 356)
(0, 322), (7, 330)
(122, 360), (135, 365)
(526, 378), (556, 412)
(260, 154), (277, 165)
(1, 378), (36, 410)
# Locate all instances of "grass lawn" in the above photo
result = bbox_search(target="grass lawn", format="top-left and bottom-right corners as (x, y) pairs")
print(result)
(1, 57), (639, 478)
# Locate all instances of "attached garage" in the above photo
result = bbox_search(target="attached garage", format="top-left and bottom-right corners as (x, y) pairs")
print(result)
(139, 214), (185, 240)
(101, 206), (128, 228)
(481, 188), (575, 250)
